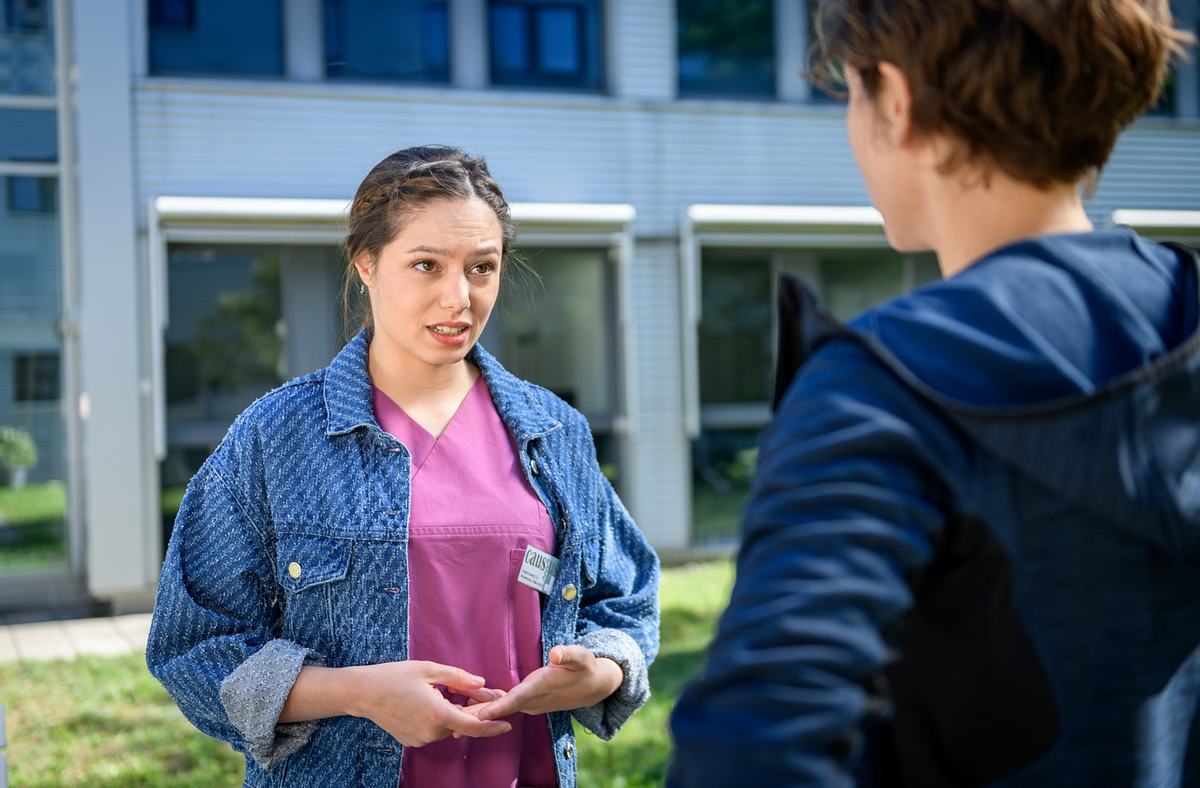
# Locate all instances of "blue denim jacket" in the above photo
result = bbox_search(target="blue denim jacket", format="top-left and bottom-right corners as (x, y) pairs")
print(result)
(146, 329), (660, 788)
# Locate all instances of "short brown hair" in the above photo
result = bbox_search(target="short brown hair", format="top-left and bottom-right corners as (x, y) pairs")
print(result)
(811, 0), (1193, 188)
(341, 146), (520, 337)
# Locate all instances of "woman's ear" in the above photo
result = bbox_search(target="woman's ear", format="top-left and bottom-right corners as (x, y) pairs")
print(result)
(876, 62), (916, 149)
(352, 253), (374, 290)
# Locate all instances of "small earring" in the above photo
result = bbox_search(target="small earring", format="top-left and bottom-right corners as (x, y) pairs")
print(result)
(359, 282), (365, 295)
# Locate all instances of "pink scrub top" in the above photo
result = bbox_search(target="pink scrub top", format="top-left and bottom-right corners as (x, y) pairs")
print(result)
(373, 375), (559, 788)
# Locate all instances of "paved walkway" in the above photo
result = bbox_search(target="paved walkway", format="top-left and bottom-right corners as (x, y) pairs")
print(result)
(0, 614), (151, 664)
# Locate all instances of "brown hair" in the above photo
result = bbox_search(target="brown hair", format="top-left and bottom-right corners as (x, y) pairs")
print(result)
(810, 0), (1194, 188)
(341, 145), (521, 338)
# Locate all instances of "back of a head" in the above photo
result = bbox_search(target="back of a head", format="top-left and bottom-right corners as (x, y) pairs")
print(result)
(812, 0), (1193, 187)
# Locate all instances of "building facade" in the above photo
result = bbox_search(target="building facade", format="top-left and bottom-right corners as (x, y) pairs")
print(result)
(2, 0), (1199, 610)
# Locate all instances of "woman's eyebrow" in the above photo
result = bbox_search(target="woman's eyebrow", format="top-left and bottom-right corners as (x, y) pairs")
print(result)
(405, 243), (500, 255)
(406, 244), (451, 255)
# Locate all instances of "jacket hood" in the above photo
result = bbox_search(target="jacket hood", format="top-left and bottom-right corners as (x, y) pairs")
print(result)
(775, 233), (1200, 557)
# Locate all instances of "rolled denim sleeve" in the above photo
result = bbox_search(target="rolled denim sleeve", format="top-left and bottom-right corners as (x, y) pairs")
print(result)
(668, 339), (964, 786)
(146, 453), (323, 770)
(573, 468), (660, 739)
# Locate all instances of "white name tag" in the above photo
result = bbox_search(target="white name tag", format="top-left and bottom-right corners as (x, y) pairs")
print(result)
(517, 545), (560, 595)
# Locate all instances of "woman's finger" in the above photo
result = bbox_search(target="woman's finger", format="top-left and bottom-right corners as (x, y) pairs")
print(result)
(443, 706), (512, 738)
(475, 680), (535, 720)
(422, 662), (487, 692)
(464, 687), (506, 704)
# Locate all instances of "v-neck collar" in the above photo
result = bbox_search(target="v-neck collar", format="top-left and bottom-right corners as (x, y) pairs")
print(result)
(372, 375), (485, 474)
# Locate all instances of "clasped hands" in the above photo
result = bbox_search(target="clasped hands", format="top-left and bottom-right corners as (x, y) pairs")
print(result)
(354, 645), (622, 749)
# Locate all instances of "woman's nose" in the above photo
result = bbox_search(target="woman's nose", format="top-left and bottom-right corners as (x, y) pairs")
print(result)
(439, 271), (471, 311)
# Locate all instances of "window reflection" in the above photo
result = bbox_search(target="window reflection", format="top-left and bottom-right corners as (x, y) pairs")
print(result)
(0, 175), (66, 573)
(484, 247), (621, 483)
(324, 0), (450, 83)
(692, 247), (940, 546)
(148, 0), (283, 77)
(0, 0), (54, 95)
(489, 0), (602, 90)
(677, 0), (775, 99)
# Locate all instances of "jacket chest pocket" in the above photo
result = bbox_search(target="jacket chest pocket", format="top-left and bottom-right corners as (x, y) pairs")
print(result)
(275, 532), (352, 653)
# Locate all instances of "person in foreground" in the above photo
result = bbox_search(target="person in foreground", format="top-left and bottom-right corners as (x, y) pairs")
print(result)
(669, 1), (1199, 785)
(146, 146), (659, 788)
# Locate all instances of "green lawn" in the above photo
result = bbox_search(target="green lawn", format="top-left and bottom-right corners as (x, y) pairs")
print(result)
(0, 481), (67, 573)
(0, 560), (734, 786)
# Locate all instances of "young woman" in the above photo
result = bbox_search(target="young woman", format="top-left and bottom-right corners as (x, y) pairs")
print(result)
(670, 1), (1198, 786)
(147, 146), (659, 788)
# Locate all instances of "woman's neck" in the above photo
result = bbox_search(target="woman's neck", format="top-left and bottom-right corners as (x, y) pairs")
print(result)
(366, 334), (478, 431)
(927, 173), (1094, 278)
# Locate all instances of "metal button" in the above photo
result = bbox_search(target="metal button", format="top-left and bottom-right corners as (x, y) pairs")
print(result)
(531, 459), (540, 476)
(564, 742), (575, 759)
(562, 583), (577, 601)
(287, 561), (302, 580)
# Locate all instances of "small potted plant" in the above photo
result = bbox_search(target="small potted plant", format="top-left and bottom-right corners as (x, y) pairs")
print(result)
(0, 426), (38, 489)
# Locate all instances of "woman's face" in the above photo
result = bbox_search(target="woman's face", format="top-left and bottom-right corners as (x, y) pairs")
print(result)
(846, 66), (927, 252)
(356, 197), (504, 370)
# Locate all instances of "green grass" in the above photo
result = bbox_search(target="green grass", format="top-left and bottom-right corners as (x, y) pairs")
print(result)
(0, 560), (734, 786)
(0, 481), (67, 572)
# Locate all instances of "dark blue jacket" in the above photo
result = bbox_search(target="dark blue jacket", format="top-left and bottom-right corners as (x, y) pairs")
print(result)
(669, 230), (1200, 786)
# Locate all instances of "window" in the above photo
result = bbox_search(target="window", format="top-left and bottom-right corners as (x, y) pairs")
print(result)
(0, 173), (66, 572)
(148, 0), (195, 27)
(5, 0), (47, 33)
(0, 0), (54, 95)
(324, 0), (449, 83)
(692, 247), (940, 545)
(13, 352), (58, 402)
(0, 108), (57, 162)
(148, 0), (283, 77)
(489, 0), (603, 91)
(482, 248), (622, 483)
(7, 175), (55, 213)
(677, 0), (774, 99)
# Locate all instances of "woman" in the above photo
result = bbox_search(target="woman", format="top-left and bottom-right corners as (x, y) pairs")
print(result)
(147, 146), (660, 788)
(670, 1), (1198, 786)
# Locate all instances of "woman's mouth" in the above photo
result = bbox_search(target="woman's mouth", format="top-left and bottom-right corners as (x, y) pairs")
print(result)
(428, 323), (470, 346)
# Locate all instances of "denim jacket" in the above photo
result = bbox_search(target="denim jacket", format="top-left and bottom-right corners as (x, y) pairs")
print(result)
(146, 329), (660, 788)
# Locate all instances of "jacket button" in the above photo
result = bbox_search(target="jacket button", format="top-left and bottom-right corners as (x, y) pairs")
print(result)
(531, 459), (540, 476)
(564, 742), (575, 759)
(562, 584), (577, 601)
(287, 561), (302, 580)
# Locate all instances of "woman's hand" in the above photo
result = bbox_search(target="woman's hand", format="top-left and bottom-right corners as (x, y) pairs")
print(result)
(345, 660), (512, 748)
(474, 645), (623, 721)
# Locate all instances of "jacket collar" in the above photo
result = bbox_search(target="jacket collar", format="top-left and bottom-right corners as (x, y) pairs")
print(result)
(323, 328), (562, 443)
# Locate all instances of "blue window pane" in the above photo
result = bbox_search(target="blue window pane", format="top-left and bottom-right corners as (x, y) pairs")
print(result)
(537, 7), (580, 75)
(149, 0), (283, 77)
(0, 175), (59, 329)
(149, 0), (195, 27)
(324, 0), (449, 82)
(422, 5), (449, 74)
(7, 175), (54, 212)
(0, 108), (57, 162)
(490, 4), (529, 73)
(0, 0), (55, 95)
(489, 0), (602, 91)
(678, 0), (775, 99)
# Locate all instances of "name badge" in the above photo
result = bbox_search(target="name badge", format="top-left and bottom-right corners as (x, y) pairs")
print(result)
(517, 545), (560, 595)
